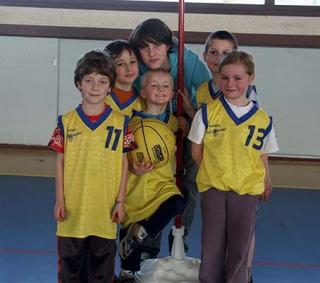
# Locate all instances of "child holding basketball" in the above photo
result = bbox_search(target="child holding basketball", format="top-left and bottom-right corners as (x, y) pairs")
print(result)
(196, 30), (257, 108)
(118, 69), (186, 282)
(188, 51), (278, 283)
(104, 39), (144, 117)
(48, 50), (135, 283)
(129, 17), (211, 258)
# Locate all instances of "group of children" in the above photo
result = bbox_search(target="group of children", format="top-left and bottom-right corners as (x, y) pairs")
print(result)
(48, 18), (278, 283)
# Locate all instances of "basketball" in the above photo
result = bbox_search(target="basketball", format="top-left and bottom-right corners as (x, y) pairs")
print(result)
(129, 118), (175, 169)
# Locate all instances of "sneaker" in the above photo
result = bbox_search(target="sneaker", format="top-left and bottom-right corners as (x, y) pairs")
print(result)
(119, 223), (148, 259)
(119, 270), (135, 283)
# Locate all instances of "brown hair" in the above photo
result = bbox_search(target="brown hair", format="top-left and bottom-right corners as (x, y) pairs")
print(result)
(74, 50), (117, 88)
(204, 30), (238, 53)
(218, 50), (255, 76)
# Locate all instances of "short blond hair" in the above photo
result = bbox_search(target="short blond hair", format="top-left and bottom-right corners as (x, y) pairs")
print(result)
(141, 69), (174, 89)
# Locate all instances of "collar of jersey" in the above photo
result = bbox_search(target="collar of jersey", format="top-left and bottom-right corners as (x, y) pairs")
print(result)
(208, 79), (221, 100)
(110, 87), (139, 110)
(220, 95), (258, 126)
(76, 104), (112, 130)
(132, 109), (170, 123)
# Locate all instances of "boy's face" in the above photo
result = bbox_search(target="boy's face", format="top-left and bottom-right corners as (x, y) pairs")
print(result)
(203, 39), (235, 75)
(114, 49), (139, 88)
(139, 42), (170, 70)
(141, 72), (174, 106)
(219, 63), (254, 105)
(77, 72), (111, 106)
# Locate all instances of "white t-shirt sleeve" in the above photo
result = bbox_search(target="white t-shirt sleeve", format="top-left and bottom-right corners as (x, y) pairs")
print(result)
(262, 125), (279, 154)
(188, 108), (206, 144)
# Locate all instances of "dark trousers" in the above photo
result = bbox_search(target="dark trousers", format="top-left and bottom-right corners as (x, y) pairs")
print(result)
(199, 188), (258, 283)
(120, 194), (186, 271)
(57, 236), (116, 283)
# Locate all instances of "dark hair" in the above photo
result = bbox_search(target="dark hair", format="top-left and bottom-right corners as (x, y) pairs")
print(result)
(129, 18), (178, 57)
(74, 50), (117, 88)
(204, 30), (239, 53)
(218, 51), (255, 76)
(104, 39), (138, 60)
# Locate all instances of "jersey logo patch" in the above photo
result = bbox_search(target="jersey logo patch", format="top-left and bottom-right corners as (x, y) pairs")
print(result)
(66, 129), (82, 141)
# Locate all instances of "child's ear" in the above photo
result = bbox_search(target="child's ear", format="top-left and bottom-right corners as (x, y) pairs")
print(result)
(203, 51), (207, 62)
(249, 74), (255, 84)
(140, 89), (146, 99)
(76, 82), (82, 91)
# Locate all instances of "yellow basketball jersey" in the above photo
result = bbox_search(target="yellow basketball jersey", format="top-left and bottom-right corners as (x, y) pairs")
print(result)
(105, 87), (144, 117)
(57, 105), (128, 239)
(196, 80), (221, 108)
(197, 96), (272, 195)
(123, 112), (180, 226)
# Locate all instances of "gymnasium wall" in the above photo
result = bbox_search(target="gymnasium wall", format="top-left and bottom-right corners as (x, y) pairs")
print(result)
(0, 5), (319, 157)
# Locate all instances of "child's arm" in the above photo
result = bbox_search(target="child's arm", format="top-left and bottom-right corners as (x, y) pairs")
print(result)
(112, 153), (129, 224)
(54, 152), (66, 221)
(260, 154), (272, 201)
(178, 88), (196, 119)
(177, 116), (190, 138)
(191, 142), (204, 167)
(188, 107), (206, 166)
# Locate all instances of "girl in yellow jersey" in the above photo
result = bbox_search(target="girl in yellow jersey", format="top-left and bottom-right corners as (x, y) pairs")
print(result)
(48, 50), (136, 283)
(117, 69), (186, 282)
(188, 51), (278, 283)
(104, 40), (144, 117)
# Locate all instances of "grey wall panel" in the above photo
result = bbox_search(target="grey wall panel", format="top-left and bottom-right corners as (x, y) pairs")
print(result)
(1, 36), (319, 156)
(0, 36), (58, 145)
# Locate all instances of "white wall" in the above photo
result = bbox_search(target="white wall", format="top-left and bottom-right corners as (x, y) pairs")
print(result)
(0, 36), (319, 156)
(0, 37), (58, 145)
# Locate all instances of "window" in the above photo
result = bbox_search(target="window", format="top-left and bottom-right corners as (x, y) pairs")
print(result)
(125, 0), (264, 3)
(275, 0), (320, 5)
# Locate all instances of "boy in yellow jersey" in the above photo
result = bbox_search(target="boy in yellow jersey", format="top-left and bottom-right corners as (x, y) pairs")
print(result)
(196, 31), (257, 108)
(104, 40), (144, 117)
(117, 69), (186, 283)
(48, 50), (136, 283)
(189, 51), (278, 283)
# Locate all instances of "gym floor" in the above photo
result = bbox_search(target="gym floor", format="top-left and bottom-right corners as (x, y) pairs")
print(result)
(0, 148), (320, 283)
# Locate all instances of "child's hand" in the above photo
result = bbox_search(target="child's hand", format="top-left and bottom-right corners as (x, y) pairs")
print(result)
(177, 116), (190, 138)
(130, 160), (154, 176)
(112, 202), (125, 224)
(54, 200), (66, 221)
(260, 176), (272, 201)
(177, 88), (195, 119)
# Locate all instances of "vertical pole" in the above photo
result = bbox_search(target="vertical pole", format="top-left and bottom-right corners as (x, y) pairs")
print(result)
(175, 0), (185, 229)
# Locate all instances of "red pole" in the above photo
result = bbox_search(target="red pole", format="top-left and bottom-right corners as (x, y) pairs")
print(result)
(175, 0), (185, 229)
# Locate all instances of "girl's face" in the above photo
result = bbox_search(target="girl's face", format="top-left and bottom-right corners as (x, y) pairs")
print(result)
(77, 72), (111, 106)
(219, 63), (254, 106)
(203, 39), (235, 75)
(139, 42), (170, 70)
(114, 49), (139, 89)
